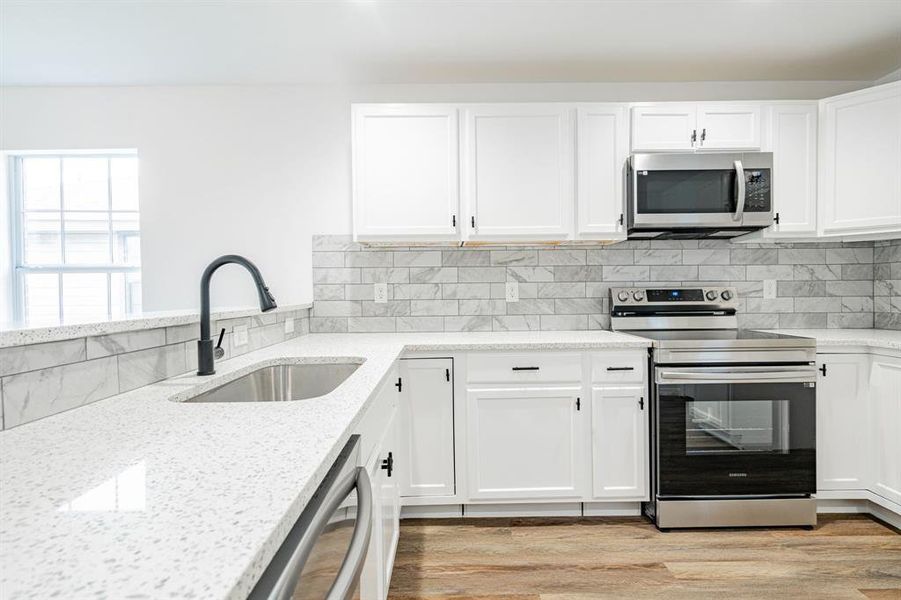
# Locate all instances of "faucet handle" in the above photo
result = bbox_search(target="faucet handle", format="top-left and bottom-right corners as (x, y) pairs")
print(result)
(214, 328), (225, 360)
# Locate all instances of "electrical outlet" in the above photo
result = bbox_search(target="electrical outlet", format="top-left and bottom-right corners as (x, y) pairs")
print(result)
(763, 279), (777, 299)
(374, 283), (388, 304)
(233, 324), (249, 347)
(284, 318), (295, 334)
(505, 281), (519, 303)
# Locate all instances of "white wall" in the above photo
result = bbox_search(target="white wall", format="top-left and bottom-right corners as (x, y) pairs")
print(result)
(0, 80), (874, 313)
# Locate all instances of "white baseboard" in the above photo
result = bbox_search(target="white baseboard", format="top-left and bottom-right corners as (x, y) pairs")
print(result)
(401, 505), (463, 519)
(463, 502), (582, 518)
(583, 502), (643, 517)
(868, 501), (901, 530)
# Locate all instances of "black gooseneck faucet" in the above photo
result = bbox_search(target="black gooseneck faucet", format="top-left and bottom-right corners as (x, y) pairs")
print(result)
(197, 255), (277, 375)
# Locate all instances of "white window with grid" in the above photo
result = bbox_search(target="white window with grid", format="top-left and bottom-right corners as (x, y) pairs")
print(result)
(10, 152), (142, 326)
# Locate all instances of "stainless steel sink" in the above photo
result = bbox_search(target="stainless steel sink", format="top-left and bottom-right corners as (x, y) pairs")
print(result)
(186, 362), (361, 403)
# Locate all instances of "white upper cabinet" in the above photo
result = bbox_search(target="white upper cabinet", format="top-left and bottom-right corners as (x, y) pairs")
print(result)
(462, 104), (575, 240)
(576, 104), (629, 238)
(818, 82), (901, 237)
(352, 104), (459, 241)
(696, 104), (761, 150)
(631, 104), (697, 151)
(631, 103), (762, 152)
(762, 103), (818, 235)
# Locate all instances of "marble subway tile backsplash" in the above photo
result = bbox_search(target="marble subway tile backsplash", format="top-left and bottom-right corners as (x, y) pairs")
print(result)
(311, 235), (894, 334)
(875, 238), (901, 330)
(0, 308), (311, 430)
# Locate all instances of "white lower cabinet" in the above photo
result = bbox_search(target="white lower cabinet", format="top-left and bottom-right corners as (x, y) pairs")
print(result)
(591, 386), (648, 499)
(869, 356), (901, 506)
(816, 353), (870, 491)
(359, 379), (401, 600)
(465, 387), (586, 500)
(398, 358), (455, 497)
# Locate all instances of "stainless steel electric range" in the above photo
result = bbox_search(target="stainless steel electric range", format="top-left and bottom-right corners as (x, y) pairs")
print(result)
(610, 286), (818, 529)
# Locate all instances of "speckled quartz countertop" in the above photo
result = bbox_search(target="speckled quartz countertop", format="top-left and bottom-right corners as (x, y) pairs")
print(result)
(765, 329), (901, 353)
(0, 330), (648, 600)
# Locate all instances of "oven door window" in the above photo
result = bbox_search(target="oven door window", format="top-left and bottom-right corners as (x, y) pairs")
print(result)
(658, 381), (815, 497)
(636, 169), (736, 214)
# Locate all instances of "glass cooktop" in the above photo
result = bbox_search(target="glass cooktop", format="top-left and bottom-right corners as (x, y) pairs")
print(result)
(621, 329), (816, 349)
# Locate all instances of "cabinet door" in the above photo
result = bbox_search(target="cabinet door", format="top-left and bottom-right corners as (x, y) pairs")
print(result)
(697, 104), (761, 150)
(359, 444), (384, 600)
(377, 409), (400, 594)
(870, 357), (901, 505)
(591, 386), (648, 499)
(352, 104), (459, 240)
(764, 103), (818, 234)
(466, 387), (585, 500)
(399, 358), (455, 497)
(819, 82), (901, 236)
(576, 104), (629, 238)
(462, 104), (574, 240)
(630, 104), (697, 151)
(816, 354), (870, 491)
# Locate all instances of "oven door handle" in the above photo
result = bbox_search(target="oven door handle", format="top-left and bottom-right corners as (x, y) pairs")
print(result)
(656, 366), (816, 384)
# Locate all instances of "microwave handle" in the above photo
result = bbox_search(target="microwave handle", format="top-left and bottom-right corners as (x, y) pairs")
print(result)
(732, 160), (746, 222)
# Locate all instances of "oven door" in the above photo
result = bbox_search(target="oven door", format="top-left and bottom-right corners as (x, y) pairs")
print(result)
(655, 365), (816, 498)
(630, 152), (772, 229)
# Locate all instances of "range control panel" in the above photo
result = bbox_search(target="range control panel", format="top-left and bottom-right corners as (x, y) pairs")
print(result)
(610, 287), (739, 306)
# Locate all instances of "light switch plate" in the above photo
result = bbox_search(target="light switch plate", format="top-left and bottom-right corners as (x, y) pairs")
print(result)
(284, 318), (295, 334)
(374, 283), (388, 304)
(505, 281), (519, 303)
(763, 279), (777, 299)
(233, 324), (249, 347)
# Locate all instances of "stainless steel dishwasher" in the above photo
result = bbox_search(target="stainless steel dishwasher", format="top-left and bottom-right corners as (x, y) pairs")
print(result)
(249, 435), (372, 600)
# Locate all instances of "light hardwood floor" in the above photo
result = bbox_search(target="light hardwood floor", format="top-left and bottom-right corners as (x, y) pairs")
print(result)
(387, 514), (901, 600)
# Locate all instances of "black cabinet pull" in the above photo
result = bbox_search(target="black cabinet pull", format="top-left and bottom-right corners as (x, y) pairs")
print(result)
(819, 364), (827, 376)
(639, 397), (645, 410)
(381, 452), (394, 477)
(691, 129), (697, 144)
(395, 377), (403, 392)
(618, 213), (624, 226)
(445, 368), (450, 382)
(471, 216), (476, 228)
(606, 366), (634, 371)
(576, 397), (581, 411)
(512, 366), (540, 371)
(774, 212), (780, 225)
(452, 215), (456, 227)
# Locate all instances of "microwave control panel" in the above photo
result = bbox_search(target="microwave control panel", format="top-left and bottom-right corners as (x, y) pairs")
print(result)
(744, 170), (771, 212)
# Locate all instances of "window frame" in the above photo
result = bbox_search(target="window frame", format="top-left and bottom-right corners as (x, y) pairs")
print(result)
(8, 150), (141, 325)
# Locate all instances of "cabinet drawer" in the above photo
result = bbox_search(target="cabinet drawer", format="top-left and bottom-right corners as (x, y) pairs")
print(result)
(591, 352), (646, 383)
(467, 352), (582, 384)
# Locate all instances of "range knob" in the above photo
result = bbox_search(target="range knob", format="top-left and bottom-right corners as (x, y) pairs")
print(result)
(617, 291), (629, 302)
(705, 290), (719, 301)
(632, 290), (645, 301)
(721, 289), (734, 301)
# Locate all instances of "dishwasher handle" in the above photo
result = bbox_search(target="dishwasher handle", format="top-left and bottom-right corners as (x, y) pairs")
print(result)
(269, 466), (373, 600)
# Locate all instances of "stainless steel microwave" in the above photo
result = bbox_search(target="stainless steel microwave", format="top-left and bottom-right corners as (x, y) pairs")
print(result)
(626, 152), (773, 240)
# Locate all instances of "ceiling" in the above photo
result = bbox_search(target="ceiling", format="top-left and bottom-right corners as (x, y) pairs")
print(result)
(2, 0), (900, 86)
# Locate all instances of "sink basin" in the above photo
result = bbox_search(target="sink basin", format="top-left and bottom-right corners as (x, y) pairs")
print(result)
(186, 362), (361, 403)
